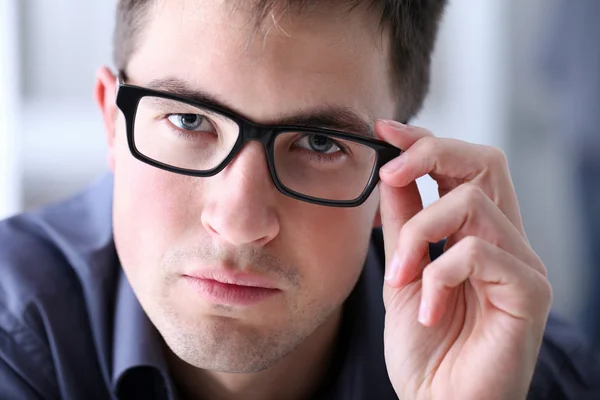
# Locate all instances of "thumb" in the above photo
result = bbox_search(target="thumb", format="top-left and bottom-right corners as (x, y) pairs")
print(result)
(374, 120), (429, 284)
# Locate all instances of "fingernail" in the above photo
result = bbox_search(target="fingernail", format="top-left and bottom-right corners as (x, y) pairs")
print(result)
(382, 119), (406, 130)
(384, 253), (402, 281)
(380, 153), (406, 173)
(418, 300), (429, 325)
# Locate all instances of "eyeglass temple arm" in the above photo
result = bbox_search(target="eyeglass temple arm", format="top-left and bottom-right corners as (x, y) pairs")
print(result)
(115, 70), (127, 95)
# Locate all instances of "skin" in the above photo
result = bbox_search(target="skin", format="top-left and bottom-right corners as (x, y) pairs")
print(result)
(96, 1), (553, 399)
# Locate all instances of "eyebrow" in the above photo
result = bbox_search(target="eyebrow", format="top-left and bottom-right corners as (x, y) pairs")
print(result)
(146, 78), (375, 138)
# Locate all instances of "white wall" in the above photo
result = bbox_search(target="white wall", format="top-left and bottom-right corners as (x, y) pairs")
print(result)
(414, 0), (509, 206)
(0, 0), (21, 219)
(18, 0), (114, 209)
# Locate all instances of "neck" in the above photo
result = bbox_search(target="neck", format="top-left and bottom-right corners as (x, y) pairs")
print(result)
(168, 308), (343, 400)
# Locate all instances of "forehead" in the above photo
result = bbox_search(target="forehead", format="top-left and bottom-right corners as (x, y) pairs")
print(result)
(126, 0), (397, 123)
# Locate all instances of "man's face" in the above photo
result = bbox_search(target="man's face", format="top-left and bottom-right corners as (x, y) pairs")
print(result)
(108, 0), (396, 373)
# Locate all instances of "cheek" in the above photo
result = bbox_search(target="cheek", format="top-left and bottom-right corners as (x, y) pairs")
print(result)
(285, 192), (379, 304)
(112, 138), (201, 282)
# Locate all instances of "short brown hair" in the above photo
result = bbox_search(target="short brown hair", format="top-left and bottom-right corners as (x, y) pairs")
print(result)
(113, 0), (447, 120)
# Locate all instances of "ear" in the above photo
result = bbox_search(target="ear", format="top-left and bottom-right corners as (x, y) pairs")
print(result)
(94, 66), (118, 172)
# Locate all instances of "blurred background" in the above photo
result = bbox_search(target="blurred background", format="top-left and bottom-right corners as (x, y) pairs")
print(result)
(0, 0), (598, 348)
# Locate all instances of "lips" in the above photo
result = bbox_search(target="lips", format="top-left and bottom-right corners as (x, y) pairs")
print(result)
(182, 269), (281, 306)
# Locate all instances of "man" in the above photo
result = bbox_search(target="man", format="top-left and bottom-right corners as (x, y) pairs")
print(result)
(0, 0), (598, 399)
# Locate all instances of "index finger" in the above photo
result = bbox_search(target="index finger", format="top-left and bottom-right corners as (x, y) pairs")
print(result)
(375, 120), (434, 151)
(376, 122), (525, 239)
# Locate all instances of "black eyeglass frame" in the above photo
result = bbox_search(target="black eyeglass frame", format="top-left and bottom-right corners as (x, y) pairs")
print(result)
(115, 76), (402, 207)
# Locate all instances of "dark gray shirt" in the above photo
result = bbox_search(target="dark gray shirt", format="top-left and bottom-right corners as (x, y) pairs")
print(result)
(0, 174), (599, 399)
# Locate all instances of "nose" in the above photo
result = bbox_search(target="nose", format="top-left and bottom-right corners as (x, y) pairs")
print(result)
(201, 142), (280, 247)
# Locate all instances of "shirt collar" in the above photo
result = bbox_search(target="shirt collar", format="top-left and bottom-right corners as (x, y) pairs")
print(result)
(321, 231), (398, 400)
(26, 173), (120, 389)
(112, 267), (179, 399)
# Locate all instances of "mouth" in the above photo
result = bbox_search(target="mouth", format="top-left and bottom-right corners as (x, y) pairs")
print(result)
(182, 270), (281, 306)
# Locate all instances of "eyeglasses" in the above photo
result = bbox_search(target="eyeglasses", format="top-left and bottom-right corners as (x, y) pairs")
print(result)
(115, 75), (402, 207)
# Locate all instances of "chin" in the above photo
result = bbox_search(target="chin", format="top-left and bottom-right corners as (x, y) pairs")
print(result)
(162, 316), (297, 373)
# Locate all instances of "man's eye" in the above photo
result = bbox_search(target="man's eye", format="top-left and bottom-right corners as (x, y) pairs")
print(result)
(167, 114), (214, 132)
(295, 134), (342, 154)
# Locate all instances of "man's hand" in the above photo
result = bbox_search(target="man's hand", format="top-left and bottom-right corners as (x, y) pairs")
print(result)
(376, 120), (552, 400)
